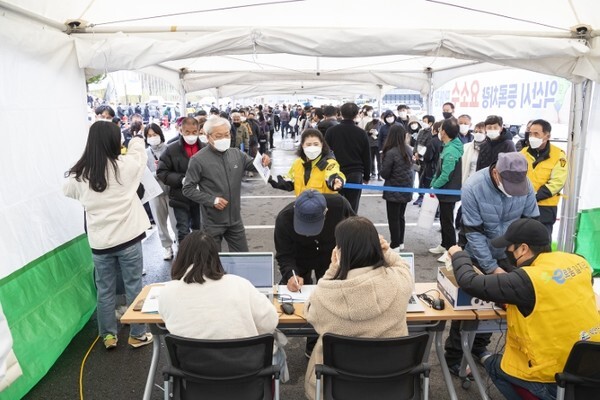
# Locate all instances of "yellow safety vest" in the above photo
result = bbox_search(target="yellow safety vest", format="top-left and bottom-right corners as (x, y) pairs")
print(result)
(288, 156), (345, 197)
(521, 144), (566, 207)
(501, 252), (600, 382)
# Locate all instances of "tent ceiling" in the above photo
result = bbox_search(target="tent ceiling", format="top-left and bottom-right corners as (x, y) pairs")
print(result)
(2, 0), (599, 98)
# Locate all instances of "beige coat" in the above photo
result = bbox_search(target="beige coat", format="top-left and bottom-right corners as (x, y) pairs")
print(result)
(303, 249), (414, 400)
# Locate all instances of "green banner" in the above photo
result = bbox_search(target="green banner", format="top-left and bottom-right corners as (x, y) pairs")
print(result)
(576, 208), (600, 275)
(0, 235), (95, 400)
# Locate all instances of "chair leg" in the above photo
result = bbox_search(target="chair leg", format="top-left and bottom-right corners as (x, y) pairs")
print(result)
(556, 386), (565, 400)
(423, 376), (429, 400)
(274, 377), (280, 400)
(164, 379), (169, 400)
(315, 377), (321, 400)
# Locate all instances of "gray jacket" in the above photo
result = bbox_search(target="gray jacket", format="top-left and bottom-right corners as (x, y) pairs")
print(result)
(182, 146), (256, 227)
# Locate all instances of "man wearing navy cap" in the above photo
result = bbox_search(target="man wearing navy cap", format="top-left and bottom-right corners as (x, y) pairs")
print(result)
(448, 218), (600, 399)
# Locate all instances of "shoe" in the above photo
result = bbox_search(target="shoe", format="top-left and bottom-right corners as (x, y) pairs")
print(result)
(448, 363), (473, 379)
(428, 245), (446, 254)
(247, 172), (255, 178)
(103, 334), (118, 350)
(142, 268), (147, 276)
(128, 332), (154, 348)
(475, 350), (492, 365)
(437, 251), (448, 263)
(398, 244), (405, 250)
(163, 247), (173, 260)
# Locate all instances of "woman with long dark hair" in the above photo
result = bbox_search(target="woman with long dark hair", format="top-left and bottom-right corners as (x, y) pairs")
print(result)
(380, 124), (414, 250)
(304, 216), (413, 399)
(63, 120), (152, 350)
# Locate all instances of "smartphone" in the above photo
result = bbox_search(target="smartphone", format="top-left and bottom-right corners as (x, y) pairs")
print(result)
(132, 299), (144, 312)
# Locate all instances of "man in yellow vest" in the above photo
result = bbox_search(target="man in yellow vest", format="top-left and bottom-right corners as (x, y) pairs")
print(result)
(449, 218), (600, 399)
(521, 119), (567, 238)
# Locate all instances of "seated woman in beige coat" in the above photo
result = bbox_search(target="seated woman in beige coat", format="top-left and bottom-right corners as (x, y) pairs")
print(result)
(304, 216), (414, 399)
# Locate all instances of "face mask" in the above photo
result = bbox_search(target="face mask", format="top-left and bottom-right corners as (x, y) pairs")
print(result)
(474, 132), (486, 142)
(212, 138), (230, 152)
(233, 122), (241, 127)
(240, 117), (246, 122)
(183, 135), (198, 145)
(367, 111), (373, 117)
(486, 130), (501, 140)
(303, 146), (322, 160)
(528, 136), (544, 149)
(459, 124), (470, 135)
(442, 112), (453, 119)
(505, 244), (523, 267)
(398, 111), (408, 119)
(147, 136), (161, 147)
(199, 135), (208, 144)
(497, 180), (512, 197)
(410, 123), (419, 131)
(385, 117), (395, 124)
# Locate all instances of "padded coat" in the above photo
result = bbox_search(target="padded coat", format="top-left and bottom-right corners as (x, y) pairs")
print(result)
(380, 145), (414, 203)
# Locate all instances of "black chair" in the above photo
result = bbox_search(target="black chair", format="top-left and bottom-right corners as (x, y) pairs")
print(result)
(162, 333), (280, 400)
(315, 333), (430, 400)
(555, 340), (600, 400)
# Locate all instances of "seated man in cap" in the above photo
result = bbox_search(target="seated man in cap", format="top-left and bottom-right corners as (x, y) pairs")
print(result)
(448, 218), (600, 400)
(445, 152), (540, 375)
(274, 190), (355, 357)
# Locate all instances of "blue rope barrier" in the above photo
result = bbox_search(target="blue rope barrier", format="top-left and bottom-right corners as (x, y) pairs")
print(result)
(343, 183), (461, 196)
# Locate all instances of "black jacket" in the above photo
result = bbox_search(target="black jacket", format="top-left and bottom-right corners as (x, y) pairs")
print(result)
(452, 250), (536, 316)
(156, 137), (203, 210)
(317, 118), (338, 137)
(422, 135), (442, 180)
(380, 145), (414, 203)
(476, 129), (516, 171)
(274, 195), (355, 283)
(325, 120), (371, 181)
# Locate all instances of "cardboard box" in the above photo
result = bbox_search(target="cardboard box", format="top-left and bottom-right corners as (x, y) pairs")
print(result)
(437, 267), (495, 310)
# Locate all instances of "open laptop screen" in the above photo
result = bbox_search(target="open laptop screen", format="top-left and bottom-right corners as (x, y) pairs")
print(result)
(218, 252), (274, 291)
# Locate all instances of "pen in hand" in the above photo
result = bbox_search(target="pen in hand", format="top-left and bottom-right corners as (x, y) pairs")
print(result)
(292, 270), (302, 293)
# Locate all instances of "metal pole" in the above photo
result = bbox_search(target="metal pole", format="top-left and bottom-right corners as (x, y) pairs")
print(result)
(377, 84), (383, 115)
(558, 80), (593, 252)
(425, 68), (433, 115)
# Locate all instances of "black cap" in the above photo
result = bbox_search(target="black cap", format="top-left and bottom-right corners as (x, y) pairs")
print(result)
(491, 218), (550, 248)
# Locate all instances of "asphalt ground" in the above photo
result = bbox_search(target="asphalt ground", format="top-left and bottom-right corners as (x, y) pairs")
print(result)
(24, 134), (505, 400)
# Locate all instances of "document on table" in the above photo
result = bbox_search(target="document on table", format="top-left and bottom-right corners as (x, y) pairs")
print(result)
(253, 152), (271, 184)
(278, 285), (316, 303)
(141, 286), (162, 313)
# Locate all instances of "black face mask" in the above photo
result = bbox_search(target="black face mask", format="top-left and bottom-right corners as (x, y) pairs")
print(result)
(442, 112), (453, 119)
(505, 243), (523, 267)
(233, 122), (241, 127)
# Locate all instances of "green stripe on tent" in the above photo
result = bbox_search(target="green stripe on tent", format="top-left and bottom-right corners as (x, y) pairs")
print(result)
(0, 235), (95, 400)
(576, 208), (600, 276)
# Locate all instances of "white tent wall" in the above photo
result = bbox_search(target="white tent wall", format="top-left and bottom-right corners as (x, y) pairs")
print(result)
(0, 10), (95, 400)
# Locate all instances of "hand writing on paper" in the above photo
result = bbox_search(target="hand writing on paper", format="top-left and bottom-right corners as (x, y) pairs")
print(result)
(286, 275), (304, 292)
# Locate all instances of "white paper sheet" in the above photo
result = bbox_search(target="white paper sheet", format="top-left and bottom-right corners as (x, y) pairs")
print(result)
(277, 284), (316, 303)
(141, 286), (162, 313)
(140, 167), (164, 204)
(253, 152), (271, 184)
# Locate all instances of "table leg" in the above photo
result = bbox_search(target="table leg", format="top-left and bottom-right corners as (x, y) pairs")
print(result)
(434, 327), (458, 400)
(460, 328), (489, 400)
(143, 325), (162, 400)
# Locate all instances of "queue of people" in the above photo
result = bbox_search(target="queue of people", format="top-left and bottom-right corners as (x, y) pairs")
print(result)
(66, 100), (582, 400)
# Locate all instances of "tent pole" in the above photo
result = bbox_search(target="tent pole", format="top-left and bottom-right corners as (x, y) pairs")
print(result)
(557, 80), (593, 252)
(179, 70), (187, 117)
(377, 84), (383, 115)
(0, 1), (66, 31)
(425, 68), (433, 114)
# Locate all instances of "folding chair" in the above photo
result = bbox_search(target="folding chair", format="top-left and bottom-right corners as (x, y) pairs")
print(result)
(163, 333), (280, 400)
(315, 333), (430, 400)
(555, 340), (600, 400)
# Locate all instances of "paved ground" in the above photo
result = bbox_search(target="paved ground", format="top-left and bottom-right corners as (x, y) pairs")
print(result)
(24, 135), (505, 400)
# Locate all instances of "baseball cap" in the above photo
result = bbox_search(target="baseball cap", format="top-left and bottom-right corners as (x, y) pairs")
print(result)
(491, 218), (550, 248)
(293, 190), (327, 236)
(496, 152), (529, 196)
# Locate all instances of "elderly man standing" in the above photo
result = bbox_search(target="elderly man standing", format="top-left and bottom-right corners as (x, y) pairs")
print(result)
(182, 117), (270, 251)
(444, 152), (539, 376)
(521, 119), (568, 238)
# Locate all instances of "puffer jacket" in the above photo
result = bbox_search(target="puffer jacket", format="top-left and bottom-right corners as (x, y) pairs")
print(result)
(380, 145), (414, 203)
(378, 110), (398, 150)
(476, 128), (516, 171)
(304, 249), (413, 400)
(461, 167), (539, 273)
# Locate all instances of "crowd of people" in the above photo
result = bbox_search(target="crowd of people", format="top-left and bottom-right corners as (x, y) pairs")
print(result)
(61, 97), (599, 400)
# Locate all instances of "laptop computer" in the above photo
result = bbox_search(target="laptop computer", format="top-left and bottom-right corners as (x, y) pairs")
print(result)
(219, 252), (274, 298)
(399, 252), (426, 313)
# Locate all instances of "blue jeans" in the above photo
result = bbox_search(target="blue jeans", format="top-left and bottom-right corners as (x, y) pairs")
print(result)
(484, 354), (557, 400)
(93, 241), (147, 338)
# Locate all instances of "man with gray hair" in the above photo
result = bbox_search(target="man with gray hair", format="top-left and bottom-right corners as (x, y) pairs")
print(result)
(183, 117), (270, 251)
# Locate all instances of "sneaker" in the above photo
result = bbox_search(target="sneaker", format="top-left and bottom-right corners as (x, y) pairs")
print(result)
(475, 351), (492, 365)
(128, 332), (154, 348)
(437, 251), (449, 263)
(448, 363), (473, 379)
(163, 247), (173, 261)
(248, 172), (255, 178)
(103, 334), (118, 350)
(142, 268), (147, 276)
(428, 245), (446, 254)
(398, 244), (405, 250)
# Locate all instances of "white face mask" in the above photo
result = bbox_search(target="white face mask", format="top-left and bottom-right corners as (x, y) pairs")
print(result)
(367, 111), (373, 117)
(474, 132), (486, 142)
(486, 130), (501, 140)
(147, 136), (161, 147)
(528, 136), (544, 149)
(398, 111), (408, 119)
(385, 117), (395, 124)
(212, 138), (230, 152)
(410, 123), (419, 131)
(199, 135), (208, 144)
(497, 180), (512, 197)
(303, 146), (322, 160)
(240, 117), (247, 122)
(459, 124), (470, 134)
(183, 135), (198, 145)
